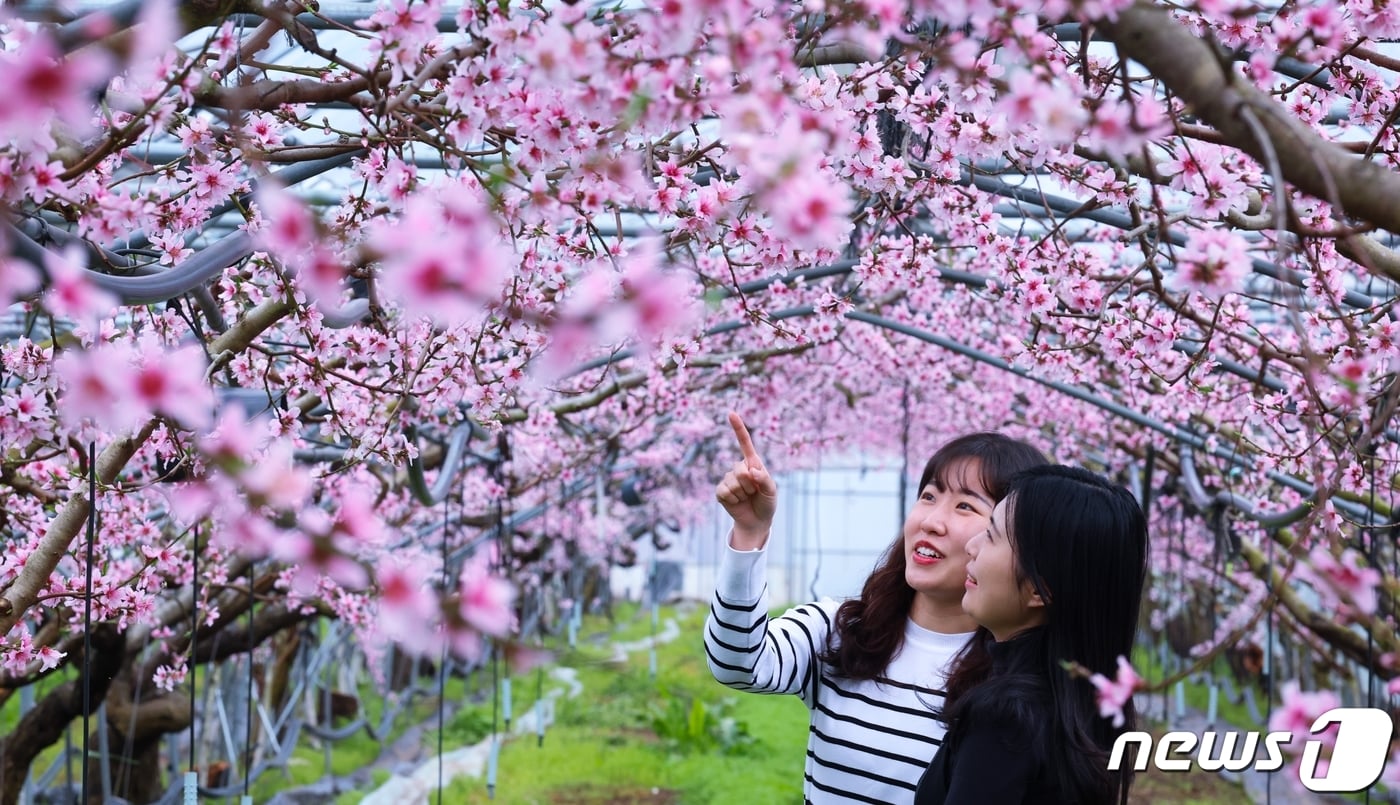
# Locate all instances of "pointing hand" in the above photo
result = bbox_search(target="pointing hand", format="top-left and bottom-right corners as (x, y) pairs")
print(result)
(714, 412), (779, 549)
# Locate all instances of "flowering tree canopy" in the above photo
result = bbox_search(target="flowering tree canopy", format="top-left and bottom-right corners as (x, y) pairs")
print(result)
(2, 0), (1399, 797)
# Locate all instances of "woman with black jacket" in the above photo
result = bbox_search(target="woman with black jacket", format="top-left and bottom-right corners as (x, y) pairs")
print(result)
(914, 465), (1150, 805)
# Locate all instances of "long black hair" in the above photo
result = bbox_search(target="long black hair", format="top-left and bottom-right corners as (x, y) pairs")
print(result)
(945, 465), (1150, 804)
(821, 433), (1049, 680)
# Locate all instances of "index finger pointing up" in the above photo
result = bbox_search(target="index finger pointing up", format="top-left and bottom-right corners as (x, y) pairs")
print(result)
(728, 411), (763, 468)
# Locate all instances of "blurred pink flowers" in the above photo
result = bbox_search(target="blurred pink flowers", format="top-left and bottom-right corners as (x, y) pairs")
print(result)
(1269, 681), (1341, 746)
(55, 340), (213, 432)
(1176, 229), (1252, 300)
(1089, 655), (1141, 728)
(1299, 544), (1382, 617)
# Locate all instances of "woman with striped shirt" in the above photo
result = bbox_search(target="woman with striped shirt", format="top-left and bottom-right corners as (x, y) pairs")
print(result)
(705, 412), (1047, 804)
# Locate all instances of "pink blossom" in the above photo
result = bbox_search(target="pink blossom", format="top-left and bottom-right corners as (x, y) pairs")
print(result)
(42, 245), (118, 322)
(0, 257), (41, 307)
(152, 662), (188, 693)
(763, 171), (855, 253)
(129, 342), (214, 429)
(1089, 655), (1140, 727)
(370, 185), (510, 324)
(1268, 681), (1341, 747)
(164, 480), (221, 527)
(376, 557), (441, 655)
(1299, 545), (1382, 616)
(254, 184), (317, 256)
(532, 317), (598, 383)
(0, 31), (112, 141)
(331, 489), (386, 546)
(458, 556), (514, 638)
(21, 159), (67, 203)
(618, 244), (698, 343)
(252, 184), (347, 305)
(124, 0), (178, 90)
(2, 631), (35, 674)
(275, 532), (370, 595)
(1176, 228), (1252, 300)
(150, 231), (191, 266)
(188, 162), (238, 203)
(1084, 97), (1167, 156)
(34, 645), (65, 672)
(221, 512), (284, 557)
(998, 71), (1088, 145)
(237, 441), (313, 510)
(54, 342), (147, 432)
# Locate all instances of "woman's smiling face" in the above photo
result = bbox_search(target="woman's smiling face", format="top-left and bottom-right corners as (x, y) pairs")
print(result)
(961, 495), (1046, 641)
(902, 458), (995, 606)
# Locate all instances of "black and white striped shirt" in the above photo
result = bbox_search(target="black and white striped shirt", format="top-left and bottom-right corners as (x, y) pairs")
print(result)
(705, 546), (972, 805)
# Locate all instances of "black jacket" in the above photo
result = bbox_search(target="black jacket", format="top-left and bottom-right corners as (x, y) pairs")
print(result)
(913, 629), (1072, 805)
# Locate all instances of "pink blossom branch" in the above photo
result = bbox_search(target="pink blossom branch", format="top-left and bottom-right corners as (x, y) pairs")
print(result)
(0, 422), (157, 627)
(0, 297), (293, 635)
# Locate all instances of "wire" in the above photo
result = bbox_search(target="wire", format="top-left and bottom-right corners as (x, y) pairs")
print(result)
(436, 493), (448, 805)
(488, 442), (506, 800)
(191, 522), (200, 774)
(81, 442), (96, 805)
(808, 420), (825, 602)
(244, 562), (255, 799)
(535, 665), (544, 748)
(898, 382), (910, 521)
(1264, 524), (1274, 805)
(1365, 465), (1375, 805)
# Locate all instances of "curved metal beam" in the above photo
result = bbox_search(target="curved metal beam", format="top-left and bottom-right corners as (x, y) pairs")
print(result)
(1177, 443), (1317, 529)
(404, 419), (486, 506)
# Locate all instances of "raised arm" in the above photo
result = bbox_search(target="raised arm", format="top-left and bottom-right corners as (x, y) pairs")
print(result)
(713, 411), (778, 550)
(705, 412), (830, 706)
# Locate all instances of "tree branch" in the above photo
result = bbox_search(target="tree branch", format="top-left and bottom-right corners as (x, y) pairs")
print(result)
(1102, 2), (1400, 283)
(0, 624), (123, 805)
(197, 73), (387, 111)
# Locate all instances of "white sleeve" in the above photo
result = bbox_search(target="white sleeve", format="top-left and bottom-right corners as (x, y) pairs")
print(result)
(703, 544), (836, 708)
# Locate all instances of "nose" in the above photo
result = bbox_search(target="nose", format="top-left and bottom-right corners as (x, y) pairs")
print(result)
(921, 501), (947, 534)
(966, 530), (987, 557)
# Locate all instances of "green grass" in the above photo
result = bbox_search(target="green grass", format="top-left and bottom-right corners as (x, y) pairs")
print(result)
(434, 600), (807, 804)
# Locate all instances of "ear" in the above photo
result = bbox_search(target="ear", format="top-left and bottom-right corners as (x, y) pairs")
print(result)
(1025, 584), (1048, 609)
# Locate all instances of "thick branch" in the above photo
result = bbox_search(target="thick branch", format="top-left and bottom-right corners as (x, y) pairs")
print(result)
(139, 599), (319, 684)
(1102, 2), (1400, 283)
(1237, 537), (1397, 672)
(796, 42), (878, 67)
(197, 73), (386, 111)
(0, 624), (123, 805)
(104, 674), (192, 744)
(122, 554), (253, 654)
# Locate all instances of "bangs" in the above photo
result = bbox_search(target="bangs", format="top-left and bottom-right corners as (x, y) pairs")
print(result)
(916, 432), (1051, 503)
(924, 456), (988, 497)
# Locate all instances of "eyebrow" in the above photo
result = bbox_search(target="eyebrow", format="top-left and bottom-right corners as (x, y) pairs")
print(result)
(931, 479), (994, 506)
(956, 485), (993, 506)
(988, 510), (1002, 540)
